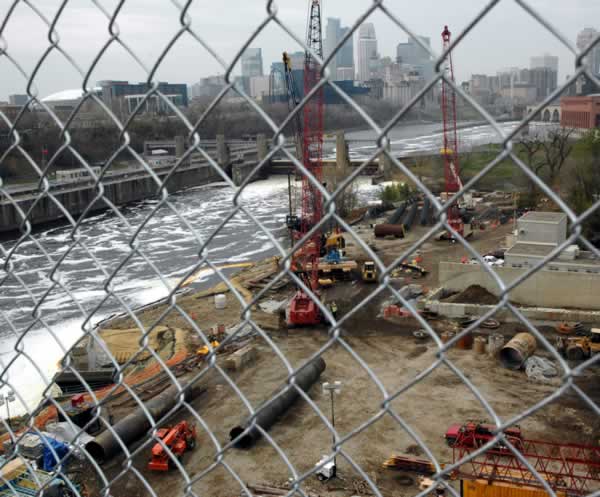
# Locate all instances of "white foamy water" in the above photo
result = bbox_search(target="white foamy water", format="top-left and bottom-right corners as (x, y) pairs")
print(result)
(0, 177), (295, 414)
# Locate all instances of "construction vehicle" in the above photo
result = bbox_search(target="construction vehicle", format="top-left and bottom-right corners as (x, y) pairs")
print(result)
(285, 0), (325, 327)
(322, 232), (345, 264)
(556, 331), (600, 360)
(445, 422), (524, 455)
(362, 261), (377, 282)
(148, 421), (197, 471)
(197, 341), (220, 357)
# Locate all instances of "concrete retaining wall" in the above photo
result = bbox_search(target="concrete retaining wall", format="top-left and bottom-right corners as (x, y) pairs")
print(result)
(0, 164), (221, 233)
(422, 299), (600, 324)
(439, 261), (600, 310)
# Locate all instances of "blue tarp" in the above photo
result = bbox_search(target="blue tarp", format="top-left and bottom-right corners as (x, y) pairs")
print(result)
(42, 437), (69, 472)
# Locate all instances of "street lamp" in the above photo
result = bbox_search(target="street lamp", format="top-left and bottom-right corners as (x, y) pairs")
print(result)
(0, 390), (16, 429)
(322, 381), (342, 477)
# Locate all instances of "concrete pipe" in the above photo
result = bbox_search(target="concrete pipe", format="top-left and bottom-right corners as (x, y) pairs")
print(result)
(374, 224), (405, 238)
(499, 333), (536, 370)
(229, 357), (326, 449)
(85, 383), (205, 464)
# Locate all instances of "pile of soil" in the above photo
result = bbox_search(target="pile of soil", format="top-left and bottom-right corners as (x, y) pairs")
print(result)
(445, 285), (499, 305)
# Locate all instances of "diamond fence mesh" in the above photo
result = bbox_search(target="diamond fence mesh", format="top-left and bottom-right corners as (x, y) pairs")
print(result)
(1, 1), (600, 496)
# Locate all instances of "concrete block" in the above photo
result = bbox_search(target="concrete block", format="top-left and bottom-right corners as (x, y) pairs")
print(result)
(224, 344), (257, 371)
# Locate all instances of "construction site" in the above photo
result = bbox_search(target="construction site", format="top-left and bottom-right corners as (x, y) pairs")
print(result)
(2, 3), (600, 497)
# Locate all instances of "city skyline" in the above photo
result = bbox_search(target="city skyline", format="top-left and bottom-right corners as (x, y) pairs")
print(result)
(1, 0), (600, 99)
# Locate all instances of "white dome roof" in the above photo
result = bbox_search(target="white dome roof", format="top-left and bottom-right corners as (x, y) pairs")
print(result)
(41, 88), (101, 103)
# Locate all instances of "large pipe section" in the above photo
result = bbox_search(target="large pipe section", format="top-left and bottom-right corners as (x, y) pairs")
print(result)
(387, 202), (406, 224)
(229, 357), (326, 449)
(374, 224), (405, 238)
(499, 333), (536, 370)
(85, 383), (205, 463)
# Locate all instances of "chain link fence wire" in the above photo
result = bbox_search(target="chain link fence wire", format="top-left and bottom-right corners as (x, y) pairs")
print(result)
(1, 1), (600, 496)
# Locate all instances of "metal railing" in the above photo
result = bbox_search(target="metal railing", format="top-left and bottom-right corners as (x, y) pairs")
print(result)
(1, 1), (600, 497)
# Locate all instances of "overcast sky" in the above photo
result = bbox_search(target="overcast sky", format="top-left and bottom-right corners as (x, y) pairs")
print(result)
(0, 0), (598, 99)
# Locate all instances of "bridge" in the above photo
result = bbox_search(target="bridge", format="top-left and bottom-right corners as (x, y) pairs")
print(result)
(0, 131), (414, 233)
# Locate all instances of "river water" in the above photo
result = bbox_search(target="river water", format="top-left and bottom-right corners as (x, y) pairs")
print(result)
(0, 120), (536, 414)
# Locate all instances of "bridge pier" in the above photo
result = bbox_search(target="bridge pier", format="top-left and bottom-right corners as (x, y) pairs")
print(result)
(378, 140), (393, 179)
(257, 134), (269, 163)
(217, 134), (230, 171)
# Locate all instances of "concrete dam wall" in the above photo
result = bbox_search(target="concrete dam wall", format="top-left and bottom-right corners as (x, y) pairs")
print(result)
(0, 164), (222, 234)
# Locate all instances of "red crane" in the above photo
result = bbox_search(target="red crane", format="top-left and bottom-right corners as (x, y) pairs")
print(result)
(449, 423), (600, 495)
(287, 0), (324, 327)
(440, 25), (464, 237)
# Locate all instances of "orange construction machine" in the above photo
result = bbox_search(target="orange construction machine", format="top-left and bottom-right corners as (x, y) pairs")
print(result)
(148, 421), (197, 471)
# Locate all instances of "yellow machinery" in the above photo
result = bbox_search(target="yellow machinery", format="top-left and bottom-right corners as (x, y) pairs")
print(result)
(556, 333), (600, 360)
(197, 341), (220, 357)
(325, 232), (345, 250)
(362, 261), (377, 282)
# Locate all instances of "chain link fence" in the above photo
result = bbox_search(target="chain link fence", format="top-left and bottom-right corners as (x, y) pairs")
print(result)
(1, 1), (600, 496)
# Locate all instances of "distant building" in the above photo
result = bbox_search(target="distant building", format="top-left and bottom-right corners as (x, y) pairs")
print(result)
(577, 28), (600, 76)
(357, 23), (378, 82)
(336, 67), (354, 81)
(525, 103), (561, 123)
(530, 54), (559, 72)
(396, 35), (434, 81)
(241, 48), (264, 78)
(324, 18), (341, 77)
(324, 18), (354, 79)
(98, 81), (188, 115)
(499, 84), (537, 105)
(249, 75), (270, 100)
(337, 27), (354, 69)
(0, 104), (21, 120)
(560, 94), (600, 128)
(528, 67), (558, 100)
(191, 75), (226, 99)
(469, 74), (494, 105)
(8, 94), (27, 106)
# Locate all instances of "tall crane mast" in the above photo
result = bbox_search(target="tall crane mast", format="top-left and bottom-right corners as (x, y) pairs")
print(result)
(440, 25), (464, 237)
(301, 0), (324, 277)
(285, 0), (325, 327)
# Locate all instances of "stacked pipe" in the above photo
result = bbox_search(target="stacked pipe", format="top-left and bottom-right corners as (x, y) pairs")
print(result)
(402, 201), (418, 231)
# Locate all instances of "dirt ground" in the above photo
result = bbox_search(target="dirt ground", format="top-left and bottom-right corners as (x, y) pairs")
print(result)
(91, 329), (597, 497)
(74, 220), (598, 497)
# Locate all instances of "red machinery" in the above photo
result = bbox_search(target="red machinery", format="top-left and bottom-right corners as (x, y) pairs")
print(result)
(440, 25), (464, 237)
(286, 0), (325, 327)
(148, 421), (197, 471)
(448, 422), (600, 495)
(445, 421), (525, 455)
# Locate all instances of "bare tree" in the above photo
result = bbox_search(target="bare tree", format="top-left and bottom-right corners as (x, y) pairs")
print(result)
(517, 127), (575, 201)
(518, 131), (547, 205)
(542, 127), (575, 190)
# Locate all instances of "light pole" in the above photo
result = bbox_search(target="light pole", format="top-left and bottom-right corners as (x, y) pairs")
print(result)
(0, 390), (16, 429)
(322, 381), (342, 473)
